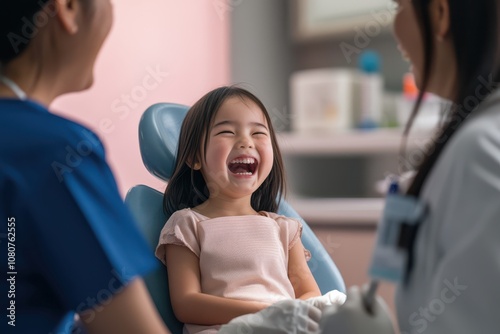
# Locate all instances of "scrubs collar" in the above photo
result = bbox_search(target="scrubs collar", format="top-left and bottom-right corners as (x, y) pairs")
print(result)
(0, 75), (27, 100)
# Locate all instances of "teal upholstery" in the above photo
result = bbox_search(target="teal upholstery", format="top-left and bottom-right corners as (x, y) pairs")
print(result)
(125, 103), (345, 334)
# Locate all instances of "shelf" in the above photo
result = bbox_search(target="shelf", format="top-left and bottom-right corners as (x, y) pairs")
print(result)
(291, 0), (394, 43)
(277, 129), (432, 155)
(287, 197), (384, 226)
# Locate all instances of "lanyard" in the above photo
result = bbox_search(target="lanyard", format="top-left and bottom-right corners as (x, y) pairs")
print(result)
(0, 76), (27, 100)
(367, 176), (426, 284)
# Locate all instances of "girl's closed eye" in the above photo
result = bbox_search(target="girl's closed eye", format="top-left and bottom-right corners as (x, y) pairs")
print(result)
(253, 131), (268, 136)
(215, 130), (235, 135)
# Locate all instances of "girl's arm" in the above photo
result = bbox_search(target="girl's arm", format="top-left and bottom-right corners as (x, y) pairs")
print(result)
(165, 244), (270, 325)
(288, 239), (322, 300)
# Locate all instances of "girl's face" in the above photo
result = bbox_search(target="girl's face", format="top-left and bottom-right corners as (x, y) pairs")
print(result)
(393, 0), (425, 87)
(198, 96), (274, 202)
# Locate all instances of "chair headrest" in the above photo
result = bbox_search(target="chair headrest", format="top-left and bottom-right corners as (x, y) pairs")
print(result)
(139, 103), (189, 182)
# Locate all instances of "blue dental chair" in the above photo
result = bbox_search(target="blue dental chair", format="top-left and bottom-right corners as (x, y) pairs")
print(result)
(125, 103), (345, 334)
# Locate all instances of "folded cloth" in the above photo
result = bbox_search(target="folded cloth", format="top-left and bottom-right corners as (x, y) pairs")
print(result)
(304, 290), (347, 311)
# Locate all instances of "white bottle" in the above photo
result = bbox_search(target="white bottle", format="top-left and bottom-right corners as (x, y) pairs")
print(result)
(357, 51), (383, 129)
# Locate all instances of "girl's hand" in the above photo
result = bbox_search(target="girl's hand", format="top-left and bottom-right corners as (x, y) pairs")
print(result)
(304, 290), (347, 312)
(252, 300), (272, 311)
(219, 299), (322, 334)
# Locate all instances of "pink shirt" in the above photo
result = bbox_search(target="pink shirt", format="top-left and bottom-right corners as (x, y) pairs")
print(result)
(155, 208), (303, 334)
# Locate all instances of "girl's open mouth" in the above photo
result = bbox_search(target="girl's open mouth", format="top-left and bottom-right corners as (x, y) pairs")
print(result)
(228, 157), (257, 175)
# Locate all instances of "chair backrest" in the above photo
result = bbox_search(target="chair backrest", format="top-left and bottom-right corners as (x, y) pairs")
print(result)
(125, 103), (345, 334)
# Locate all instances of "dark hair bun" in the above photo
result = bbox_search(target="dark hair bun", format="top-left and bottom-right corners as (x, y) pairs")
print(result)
(0, 1), (51, 64)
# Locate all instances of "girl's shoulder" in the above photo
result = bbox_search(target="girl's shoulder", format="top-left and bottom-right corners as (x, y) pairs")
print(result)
(259, 211), (304, 249)
(160, 208), (208, 242)
(167, 208), (207, 224)
(259, 211), (302, 228)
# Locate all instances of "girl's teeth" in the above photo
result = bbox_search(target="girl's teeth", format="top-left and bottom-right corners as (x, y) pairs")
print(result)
(231, 158), (255, 164)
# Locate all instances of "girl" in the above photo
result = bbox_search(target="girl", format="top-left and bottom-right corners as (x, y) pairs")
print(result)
(155, 86), (342, 333)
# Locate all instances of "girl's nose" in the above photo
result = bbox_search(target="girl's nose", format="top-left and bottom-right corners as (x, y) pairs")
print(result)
(239, 142), (253, 148)
(238, 137), (253, 148)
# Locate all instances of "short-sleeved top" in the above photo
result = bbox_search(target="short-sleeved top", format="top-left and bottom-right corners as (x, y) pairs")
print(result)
(396, 88), (500, 333)
(155, 208), (303, 334)
(0, 99), (158, 334)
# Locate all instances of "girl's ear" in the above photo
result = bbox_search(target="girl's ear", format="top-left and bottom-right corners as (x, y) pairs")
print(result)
(54, 0), (80, 34)
(186, 160), (201, 170)
(192, 162), (201, 170)
(431, 0), (450, 41)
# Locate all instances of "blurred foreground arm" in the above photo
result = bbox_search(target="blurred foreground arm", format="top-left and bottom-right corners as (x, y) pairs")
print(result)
(80, 279), (171, 334)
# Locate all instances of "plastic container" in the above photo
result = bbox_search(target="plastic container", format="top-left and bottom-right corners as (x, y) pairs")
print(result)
(290, 68), (357, 133)
(356, 51), (384, 129)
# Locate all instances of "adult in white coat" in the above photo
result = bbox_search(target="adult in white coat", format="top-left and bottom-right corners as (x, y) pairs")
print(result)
(322, 0), (500, 332)
(223, 0), (500, 333)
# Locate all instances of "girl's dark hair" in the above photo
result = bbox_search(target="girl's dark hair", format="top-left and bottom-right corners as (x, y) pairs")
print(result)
(163, 85), (286, 216)
(404, 0), (500, 196)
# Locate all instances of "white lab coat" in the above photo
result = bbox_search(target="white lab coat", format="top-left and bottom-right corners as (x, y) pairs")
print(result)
(396, 88), (500, 333)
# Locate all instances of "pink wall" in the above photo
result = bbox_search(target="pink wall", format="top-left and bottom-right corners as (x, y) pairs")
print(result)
(52, 0), (230, 195)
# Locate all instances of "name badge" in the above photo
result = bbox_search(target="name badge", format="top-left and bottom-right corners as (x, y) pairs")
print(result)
(369, 194), (427, 283)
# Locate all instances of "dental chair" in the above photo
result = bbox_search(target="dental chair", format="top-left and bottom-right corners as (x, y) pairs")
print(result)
(125, 103), (346, 334)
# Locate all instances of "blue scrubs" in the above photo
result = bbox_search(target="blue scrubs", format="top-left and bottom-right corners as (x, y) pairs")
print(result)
(0, 99), (158, 333)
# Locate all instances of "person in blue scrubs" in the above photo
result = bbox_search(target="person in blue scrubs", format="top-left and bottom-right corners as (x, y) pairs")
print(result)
(0, 1), (170, 333)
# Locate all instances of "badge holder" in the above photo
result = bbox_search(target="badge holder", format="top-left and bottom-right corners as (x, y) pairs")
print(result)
(368, 194), (428, 283)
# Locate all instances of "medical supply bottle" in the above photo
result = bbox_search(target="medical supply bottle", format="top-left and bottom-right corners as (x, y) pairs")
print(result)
(357, 51), (383, 129)
(397, 72), (443, 130)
